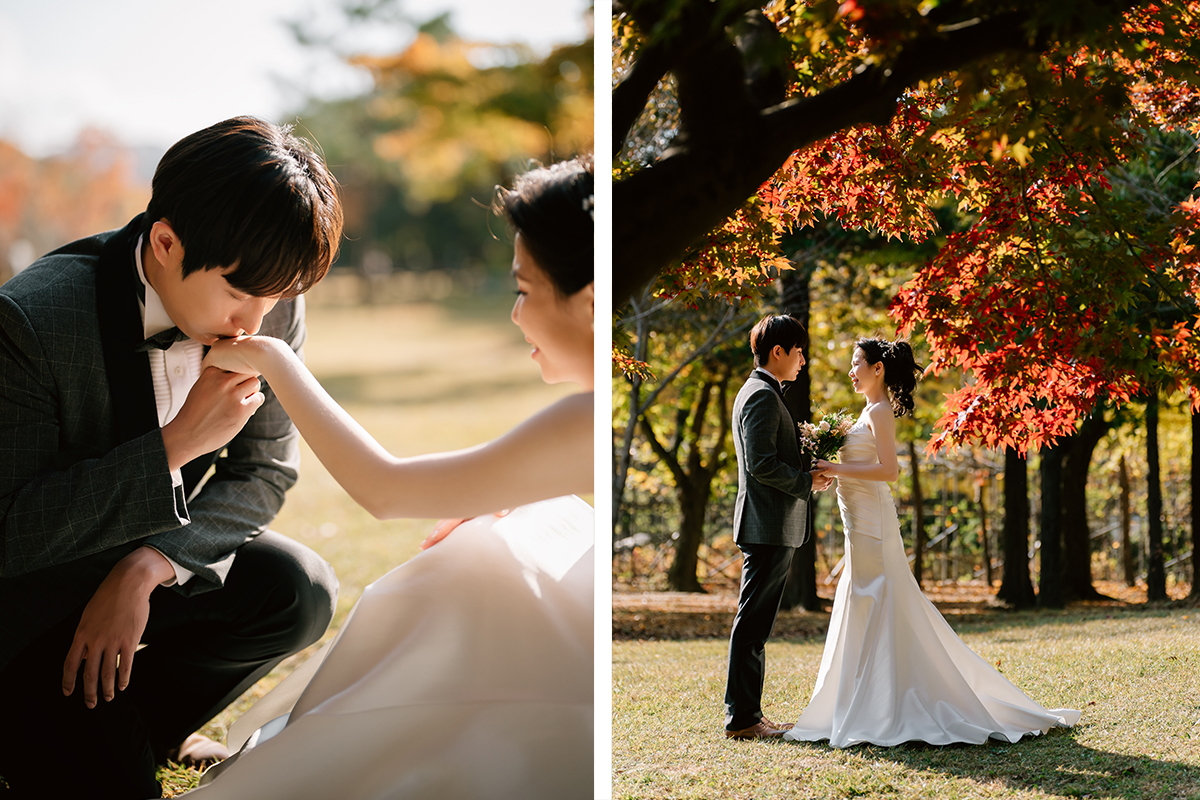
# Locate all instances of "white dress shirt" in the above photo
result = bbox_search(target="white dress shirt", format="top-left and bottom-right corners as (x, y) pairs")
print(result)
(134, 237), (203, 586)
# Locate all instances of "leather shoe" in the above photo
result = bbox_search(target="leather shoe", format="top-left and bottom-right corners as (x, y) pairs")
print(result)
(760, 716), (794, 731)
(725, 719), (788, 740)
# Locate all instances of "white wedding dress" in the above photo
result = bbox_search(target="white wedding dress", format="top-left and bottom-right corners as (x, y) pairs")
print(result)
(785, 420), (1080, 748)
(185, 496), (594, 799)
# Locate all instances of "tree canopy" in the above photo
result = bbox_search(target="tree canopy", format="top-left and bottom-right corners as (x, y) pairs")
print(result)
(613, 0), (1200, 453)
(294, 8), (593, 276)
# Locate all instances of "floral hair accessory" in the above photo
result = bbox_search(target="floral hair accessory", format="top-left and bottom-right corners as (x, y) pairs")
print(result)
(582, 194), (594, 220)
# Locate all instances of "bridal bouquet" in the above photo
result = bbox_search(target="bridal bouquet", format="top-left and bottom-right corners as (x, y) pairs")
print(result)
(798, 410), (855, 462)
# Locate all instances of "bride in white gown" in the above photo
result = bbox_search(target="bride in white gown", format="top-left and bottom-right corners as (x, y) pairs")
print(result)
(182, 157), (595, 798)
(785, 338), (1079, 749)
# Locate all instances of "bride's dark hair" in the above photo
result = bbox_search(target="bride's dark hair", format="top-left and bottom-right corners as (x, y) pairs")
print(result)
(495, 154), (593, 297)
(856, 337), (922, 417)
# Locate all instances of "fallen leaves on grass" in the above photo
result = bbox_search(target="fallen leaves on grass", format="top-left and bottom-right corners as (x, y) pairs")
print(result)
(612, 579), (1194, 640)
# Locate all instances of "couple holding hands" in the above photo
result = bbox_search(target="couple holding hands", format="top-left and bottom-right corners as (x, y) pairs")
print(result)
(723, 315), (1079, 747)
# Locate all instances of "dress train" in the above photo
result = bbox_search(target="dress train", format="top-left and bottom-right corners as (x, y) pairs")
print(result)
(187, 496), (593, 799)
(785, 422), (1079, 748)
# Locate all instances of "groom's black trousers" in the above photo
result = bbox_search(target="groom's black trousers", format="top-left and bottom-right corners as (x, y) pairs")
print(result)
(0, 531), (336, 800)
(724, 542), (795, 731)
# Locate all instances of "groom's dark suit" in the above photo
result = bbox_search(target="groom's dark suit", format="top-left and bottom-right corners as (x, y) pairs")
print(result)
(724, 368), (813, 732)
(0, 216), (336, 799)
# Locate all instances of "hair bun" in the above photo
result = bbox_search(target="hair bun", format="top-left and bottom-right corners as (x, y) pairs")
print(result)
(855, 337), (922, 417)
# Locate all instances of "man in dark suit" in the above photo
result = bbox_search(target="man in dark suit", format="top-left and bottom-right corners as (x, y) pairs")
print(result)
(724, 314), (830, 739)
(0, 117), (344, 799)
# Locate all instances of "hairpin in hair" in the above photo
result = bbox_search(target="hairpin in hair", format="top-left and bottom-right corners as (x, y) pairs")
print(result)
(582, 194), (594, 221)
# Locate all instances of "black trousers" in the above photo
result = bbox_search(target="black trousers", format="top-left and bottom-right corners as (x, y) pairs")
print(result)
(0, 531), (337, 800)
(724, 542), (795, 731)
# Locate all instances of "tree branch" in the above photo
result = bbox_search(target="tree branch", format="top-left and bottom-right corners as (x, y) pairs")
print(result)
(636, 303), (751, 417)
(703, 369), (733, 482)
(613, 9), (1085, 306)
(613, 42), (673, 156)
(640, 413), (686, 488)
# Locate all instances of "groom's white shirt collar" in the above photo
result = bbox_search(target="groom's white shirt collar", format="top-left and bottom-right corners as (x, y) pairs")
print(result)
(754, 367), (784, 387)
(133, 234), (176, 338)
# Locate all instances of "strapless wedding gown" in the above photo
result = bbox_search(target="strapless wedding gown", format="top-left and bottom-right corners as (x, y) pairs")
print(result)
(785, 421), (1079, 748)
(185, 496), (594, 799)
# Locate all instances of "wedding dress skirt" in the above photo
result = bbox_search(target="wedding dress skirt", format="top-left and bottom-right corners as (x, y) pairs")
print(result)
(785, 422), (1079, 748)
(186, 496), (594, 799)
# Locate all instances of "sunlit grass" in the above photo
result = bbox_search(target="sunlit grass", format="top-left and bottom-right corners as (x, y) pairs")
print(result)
(614, 609), (1200, 800)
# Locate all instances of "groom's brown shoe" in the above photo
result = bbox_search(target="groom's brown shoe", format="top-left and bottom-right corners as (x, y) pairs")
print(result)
(760, 716), (794, 731)
(725, 719), (789, 740)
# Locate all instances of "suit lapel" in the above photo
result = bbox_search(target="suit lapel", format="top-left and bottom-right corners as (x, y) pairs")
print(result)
(95, 215), (159, 444)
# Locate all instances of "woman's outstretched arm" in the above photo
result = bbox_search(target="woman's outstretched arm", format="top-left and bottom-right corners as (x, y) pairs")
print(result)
(205, 335), (592, 519)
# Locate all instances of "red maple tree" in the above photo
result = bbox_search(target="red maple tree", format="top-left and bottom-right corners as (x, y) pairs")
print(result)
(616, 0), (1200, 454)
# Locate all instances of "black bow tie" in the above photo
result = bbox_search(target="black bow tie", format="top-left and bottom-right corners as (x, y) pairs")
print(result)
(136, 326), (189, 352)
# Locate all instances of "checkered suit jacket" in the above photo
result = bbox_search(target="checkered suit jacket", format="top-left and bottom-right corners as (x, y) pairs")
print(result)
(731, 370), (812, 548)
(0, 215), (304, 670)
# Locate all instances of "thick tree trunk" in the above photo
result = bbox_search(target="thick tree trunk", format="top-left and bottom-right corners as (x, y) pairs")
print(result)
(910, 439), (927, 585)
(1191, 410), (1200, 599)
(1120, 455), (1134, 586)
(997, 447), (1036, 608)
(782, 504), (821, 611)
(667, 482), (709, 593)
(1038, 442), (1066, 608)
(780, 266), (820, 611)
(977, 473), (993, 588)
(1061, 411), (1110, 600)
(640, 367), (733, 594)
(1146, 393), (1167, 601)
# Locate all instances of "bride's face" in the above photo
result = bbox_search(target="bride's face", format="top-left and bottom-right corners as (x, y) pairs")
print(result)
(510, 234), (594, 389)
(849, 347), (883, 395)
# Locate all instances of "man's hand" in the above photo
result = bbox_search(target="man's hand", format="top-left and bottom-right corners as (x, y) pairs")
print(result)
(62, 547), (173, 708)
(162, 366), (265, 472)
(810, 468), (834, 492)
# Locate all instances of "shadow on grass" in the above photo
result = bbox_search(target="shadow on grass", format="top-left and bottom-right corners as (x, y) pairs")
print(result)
(614, 603), (1186, 643)
(788, 726), (1200, 799)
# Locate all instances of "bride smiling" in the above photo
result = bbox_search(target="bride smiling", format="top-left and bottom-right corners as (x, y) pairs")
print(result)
(186, 156), (594, 799)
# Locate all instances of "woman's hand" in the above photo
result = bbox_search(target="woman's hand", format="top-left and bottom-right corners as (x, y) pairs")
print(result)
(815, 459), (839, 476)
(203, 335), (263, 375)
(420, 510), (511, 549)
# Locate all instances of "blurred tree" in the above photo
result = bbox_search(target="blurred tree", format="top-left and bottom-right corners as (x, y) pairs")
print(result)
(613, 294), (756, 591)
(292, 6), (593, 280)
(614, 0), (1200, 457)
(0, 130), (147, 283)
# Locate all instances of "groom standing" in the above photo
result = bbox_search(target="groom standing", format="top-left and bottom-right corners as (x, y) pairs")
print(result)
(0, 117), (343, 799)
(724, 314), (829, 740)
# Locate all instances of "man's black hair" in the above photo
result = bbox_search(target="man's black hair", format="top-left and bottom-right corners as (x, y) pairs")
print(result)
(144, 116), (343, 297)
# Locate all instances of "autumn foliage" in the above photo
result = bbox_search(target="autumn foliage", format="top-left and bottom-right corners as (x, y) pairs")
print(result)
(617, 0), (1200, 454)
(0, 129), (149, 280)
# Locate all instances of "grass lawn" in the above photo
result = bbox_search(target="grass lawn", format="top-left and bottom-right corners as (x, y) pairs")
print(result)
(613, 608), (1200, 800)
(157, 293), (575, 795)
